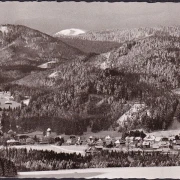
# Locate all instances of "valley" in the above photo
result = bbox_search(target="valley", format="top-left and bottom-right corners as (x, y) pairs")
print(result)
(0, 1), (180, 178)
(0, 24), (180, 137)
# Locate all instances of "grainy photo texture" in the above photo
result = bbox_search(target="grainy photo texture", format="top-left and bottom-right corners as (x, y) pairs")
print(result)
(0, 1), (180, 179)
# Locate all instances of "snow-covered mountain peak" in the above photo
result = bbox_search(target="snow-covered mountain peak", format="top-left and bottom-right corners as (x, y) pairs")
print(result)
(54, 28), (86, 37)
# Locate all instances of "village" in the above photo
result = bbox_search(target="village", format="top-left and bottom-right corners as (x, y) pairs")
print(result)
(0, 126), (180, 156)
(0, 90), (180, 155)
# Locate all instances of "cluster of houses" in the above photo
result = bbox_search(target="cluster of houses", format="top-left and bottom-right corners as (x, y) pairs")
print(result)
(84, 134), (180, 152)
(3, 127), (180, 153)
(88, 135), (179, 147)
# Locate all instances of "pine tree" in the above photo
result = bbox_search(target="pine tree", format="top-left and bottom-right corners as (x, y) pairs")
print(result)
(0, 159), (4, 176)
(3, 159), (9, 176)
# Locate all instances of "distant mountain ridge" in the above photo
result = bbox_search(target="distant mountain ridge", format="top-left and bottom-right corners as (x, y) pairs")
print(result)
(76, 26), (180, 42)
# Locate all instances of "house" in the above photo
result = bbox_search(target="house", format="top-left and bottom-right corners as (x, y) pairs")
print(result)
(105, 135), (111, 140)
(17, 134), (29, 139)
(54, 136), (65, 145)
(176, 139), (180, 145)
(152, 137), (170, 149)
(9, 96), (14, 101)
(104, 136), (113, 147)
(160, 137), (170, 148)
(16, 134), (30, 144)
(125, 136), (134, 143)
(66, 138), (72, 145)
(5, 101), (12, 105)
(135, 137), (142, 141)
(143, 135), (155, 148)
(66, 135), (76, 145)
(46, 128), (52, 137)
(96, 138), (104, 146)
(134, 137), (143, 148)
(172, 139), (180, 150)
(40, 136), (54, 144)
(26, 137), (35, 145)
(39, 137), (49, 144)
(115, 139), (120, 147)
(152, 137), (162, 149)
(76, 137), (82, 145)
(129, 136), (134, 143)
(87, 136), (94, 146)
(125, 136), (130, 144)
(120, 139), (126, 145)
(7, 139), (21, 146)
(168, 136), (175, 141)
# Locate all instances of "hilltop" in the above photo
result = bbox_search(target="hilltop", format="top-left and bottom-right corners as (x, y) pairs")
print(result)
(0, 24), (86, 83)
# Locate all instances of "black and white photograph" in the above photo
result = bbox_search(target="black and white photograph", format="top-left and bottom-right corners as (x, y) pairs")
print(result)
(0, 1), (180, 178)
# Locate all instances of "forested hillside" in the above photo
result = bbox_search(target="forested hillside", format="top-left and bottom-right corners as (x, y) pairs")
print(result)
(1, 25), (180, 135)
(0, 24), (86, 83)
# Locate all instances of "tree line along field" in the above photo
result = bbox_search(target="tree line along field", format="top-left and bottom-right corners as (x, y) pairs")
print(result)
(11, 144), (87, 155)
(1, 146), (180, 174)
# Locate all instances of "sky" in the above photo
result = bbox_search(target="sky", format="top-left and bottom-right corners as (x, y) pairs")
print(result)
(0, 2), (180, 35)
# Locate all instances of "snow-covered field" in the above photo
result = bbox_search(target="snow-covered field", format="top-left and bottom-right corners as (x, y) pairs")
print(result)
(38, 61), (57, 69)
(0, 92), (21, 109)
(48, 71), (59, 78)
(147, 129), (180, 137)
(18, 166), (180, 178)
(11, 144), (87, 155)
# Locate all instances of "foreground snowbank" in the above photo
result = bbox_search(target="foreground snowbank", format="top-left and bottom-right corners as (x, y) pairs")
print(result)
(18, 166), (180, 179)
